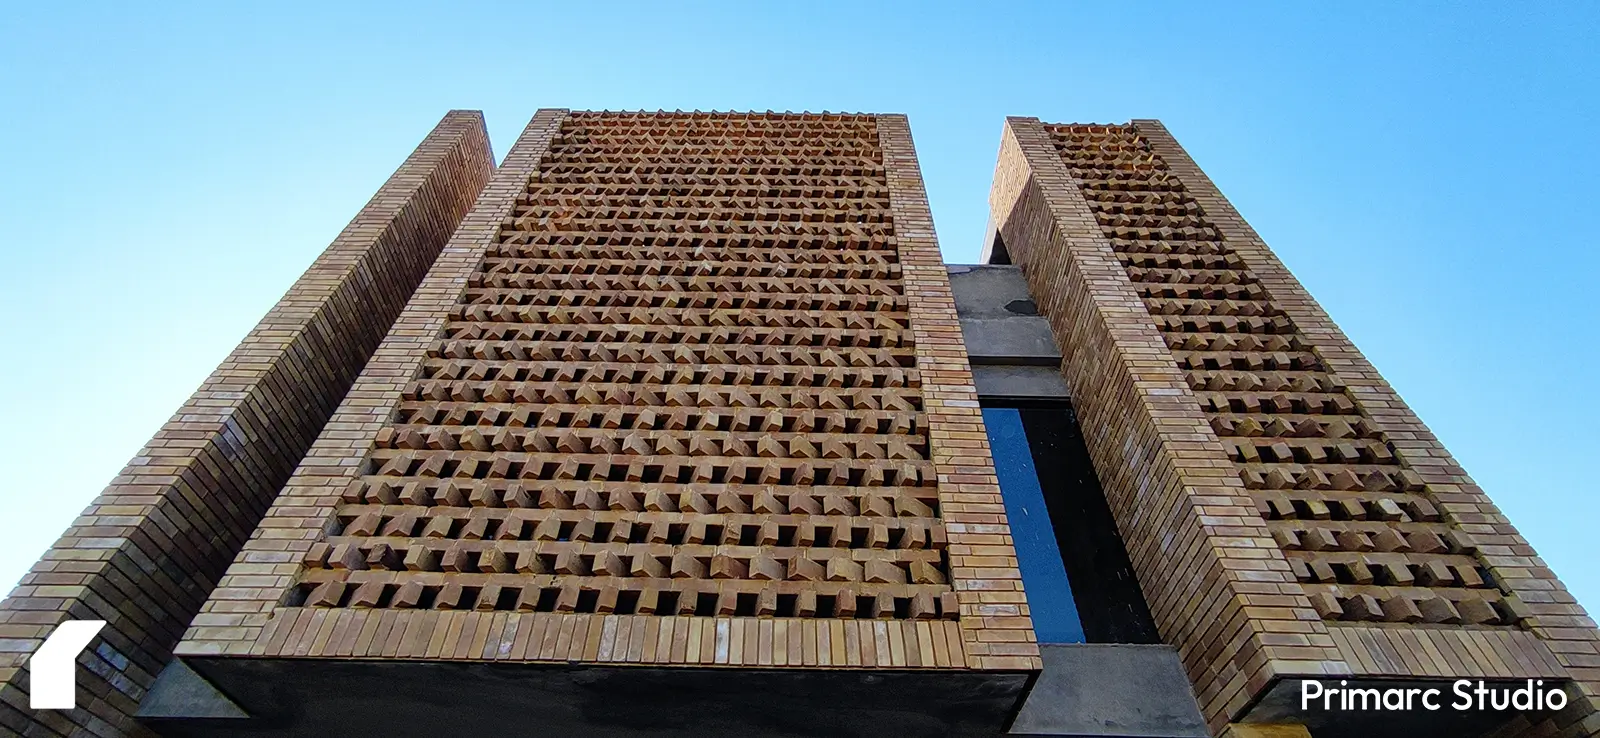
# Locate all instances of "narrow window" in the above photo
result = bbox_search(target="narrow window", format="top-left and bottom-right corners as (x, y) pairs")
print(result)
(984, 406), (1084, 643)
(983, 403), (1161, 644)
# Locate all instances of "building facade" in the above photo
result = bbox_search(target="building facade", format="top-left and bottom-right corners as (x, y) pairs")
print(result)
(0, 110), (1593, 738)
(985, 117), (1599, 738)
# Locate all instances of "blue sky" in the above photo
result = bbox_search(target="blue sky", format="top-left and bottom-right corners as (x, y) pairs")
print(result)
(2, 3), (1596, 612)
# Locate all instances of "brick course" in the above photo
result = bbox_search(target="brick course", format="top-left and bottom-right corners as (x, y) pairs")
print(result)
(0, 111), (494, 737)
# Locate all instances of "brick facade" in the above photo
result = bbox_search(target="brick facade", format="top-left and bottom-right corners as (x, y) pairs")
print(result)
(990, 116), (1598, 736)
(1132, 120), (1598, 738)
(15, 106), (1575, 737)
(879, 115), (1040, 671)
(0, 111), (494, 737)
(174, 110), (1038, 673)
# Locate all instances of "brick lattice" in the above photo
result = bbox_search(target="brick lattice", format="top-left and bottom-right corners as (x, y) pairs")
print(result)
(177, 110), (1037, 673)
(1048, 121), (1513, 628)
(0, 111), (494, 737)
(1133, 119), (1599, 738)
(990, 116), (1594, 735)
(991, 116), (1343, 728)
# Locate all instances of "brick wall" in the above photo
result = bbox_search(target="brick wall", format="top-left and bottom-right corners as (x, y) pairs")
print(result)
(879, 115), (1040, 671)
(176, 110), (1038, 674)
(991, 117), (1344, 730)
(991, 116), (1598, 736)
(1131, 120), (1598, 738)
(0, 111), (494, 737)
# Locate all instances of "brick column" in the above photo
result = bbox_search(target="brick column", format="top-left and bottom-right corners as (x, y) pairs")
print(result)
(878, 115), (1041, 672)
(173, 110), (569, 660)
(1136, 119), (1600, 738)
(0, 110), (494, 737)
(988, 117), (1348, 729)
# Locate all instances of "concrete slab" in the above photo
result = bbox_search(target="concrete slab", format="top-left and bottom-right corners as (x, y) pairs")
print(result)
(973, 366), (1070, 401)
(1009, 644), (1208, 738)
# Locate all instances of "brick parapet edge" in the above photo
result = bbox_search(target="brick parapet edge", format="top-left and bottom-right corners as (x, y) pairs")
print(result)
(173, 109), (571, 661)
(0, 111), (495, 737)
(1134, 119), (1600, 738)
(989, 117), (1348, 731)
(876, 115), (1041, 673)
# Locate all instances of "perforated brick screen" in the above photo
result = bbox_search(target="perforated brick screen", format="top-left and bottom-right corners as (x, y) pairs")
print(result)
(1046, 123), (1505, 628)
(179, 111), (1038, 672)
(301, 112), (956, 621)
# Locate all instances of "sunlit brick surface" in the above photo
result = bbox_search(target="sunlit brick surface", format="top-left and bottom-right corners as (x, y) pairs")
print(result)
(178, 111), (1038, 672)
(991, 116), (1594, 734)
(305, 112), (955, 621)
(1047, 123), (1507, 628)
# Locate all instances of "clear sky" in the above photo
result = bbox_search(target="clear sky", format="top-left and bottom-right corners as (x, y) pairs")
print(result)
(2, 3), (1596, 613)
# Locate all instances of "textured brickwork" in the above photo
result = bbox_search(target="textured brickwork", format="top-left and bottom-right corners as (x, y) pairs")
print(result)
(1131, 120), (1599, 737)
(177, 110), (1036, 673)
(1050, 121), (1518, 629)
(991, 117), (1343, 729)
(879, 115), (1040, 671)
(991, 116), (1596, 735)
(0, 111), (494, 737)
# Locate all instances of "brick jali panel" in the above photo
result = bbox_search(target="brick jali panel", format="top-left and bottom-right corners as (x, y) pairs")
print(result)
(1048, 122), (1512, 628)
(990, 116), (1595, 735)
(0, 111), (494, 737)
(178, 111), (1037, 673)
(991, 117), (1338, 728)
(1130, 119), (1598, 737)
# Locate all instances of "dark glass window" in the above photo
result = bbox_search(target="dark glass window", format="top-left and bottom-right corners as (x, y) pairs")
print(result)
(985, 407), (1086, 643)
(983, 403), (1161, 645)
